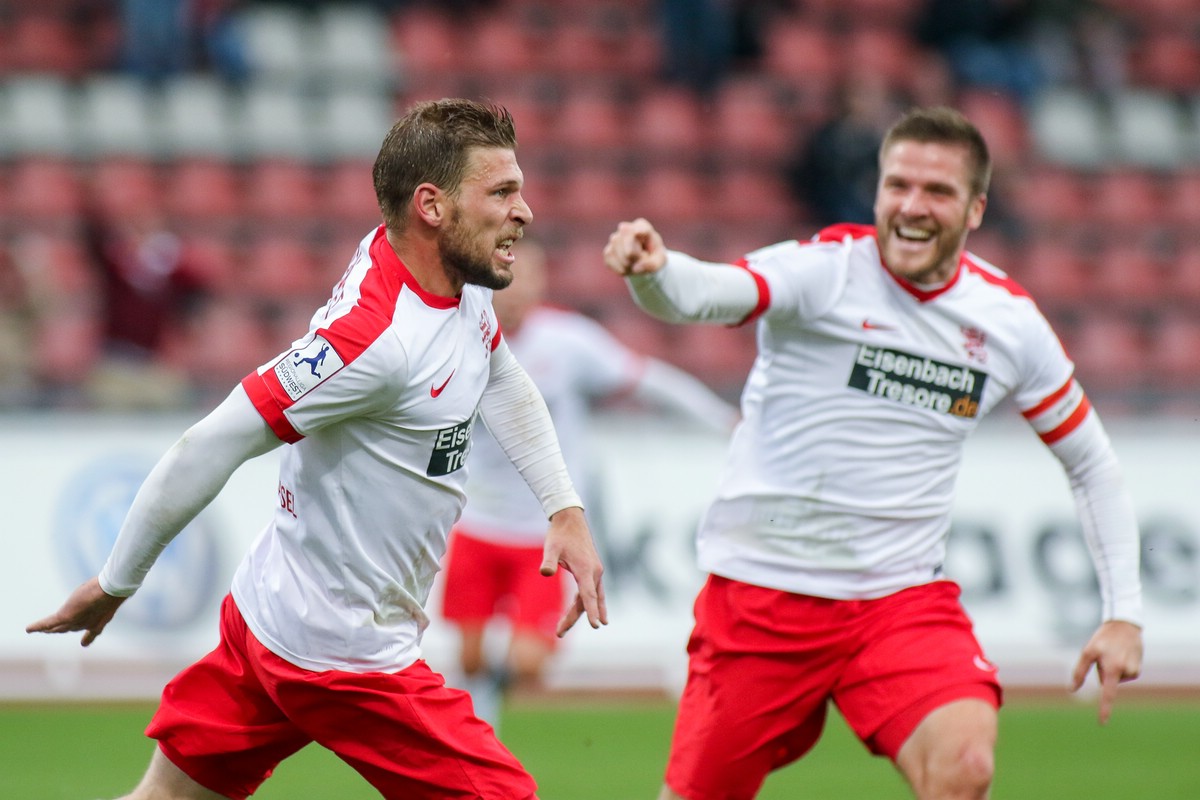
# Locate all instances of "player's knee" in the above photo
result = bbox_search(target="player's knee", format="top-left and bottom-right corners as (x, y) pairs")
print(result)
(919, 742), (994, 800)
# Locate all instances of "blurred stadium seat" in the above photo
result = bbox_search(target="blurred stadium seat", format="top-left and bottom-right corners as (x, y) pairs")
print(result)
(1028, 87), (1109, 169)
(1, 76), (76, 158)
(0, 0), (1196, 415)
(1107, 89), (1188, 170)
(155, 75), (240, 160)
(74, 76), (157, 158)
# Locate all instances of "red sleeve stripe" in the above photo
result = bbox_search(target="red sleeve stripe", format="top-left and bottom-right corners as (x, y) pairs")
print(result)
(241, 372), (302, 443)
(1038, 394), (1091, 445)
(1021, 377), (1075, 420)
(733, 258), (771, 327)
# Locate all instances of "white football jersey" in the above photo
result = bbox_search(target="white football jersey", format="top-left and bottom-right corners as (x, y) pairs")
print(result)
(231, 226), (503, 673)
(459, 305), (644, 543)
(699, 224), (1085, 599)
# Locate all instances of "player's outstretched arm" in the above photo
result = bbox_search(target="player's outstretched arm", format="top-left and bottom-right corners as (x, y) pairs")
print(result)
(541, 506), (607, 636)
(25, 577), (126, 647)
(26, 385), (281, 646)
(1071, 619), (1143, 724)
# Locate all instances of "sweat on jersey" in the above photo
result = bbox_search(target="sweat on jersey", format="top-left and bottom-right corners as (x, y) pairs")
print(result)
(628, 224), (1142, 624)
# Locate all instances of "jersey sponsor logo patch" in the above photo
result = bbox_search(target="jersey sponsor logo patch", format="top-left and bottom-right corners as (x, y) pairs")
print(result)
(849, 344), (986, 418)
(274, 334), (346, 401)
(428, 417), (473, 476)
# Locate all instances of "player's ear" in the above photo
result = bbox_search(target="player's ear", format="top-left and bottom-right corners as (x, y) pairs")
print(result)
(413, 183), (447, 227)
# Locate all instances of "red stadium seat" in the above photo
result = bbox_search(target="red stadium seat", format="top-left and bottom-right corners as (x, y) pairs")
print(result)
(162, 159), (242, 229)
(8, 158), (85, 227)
(323, 160), (384, 231)
(629, 86), (707, 158)
(1060, 313), (1147, 392)
(707, 77), (796, 165)
(1011, 238), (1089, 307)
(630, 166), (712, 225)
(552, 90), (628, 155)
(554, 165), (630, 226)
(391, 7), (461, 74)
(88, 158), (163, 219)
(1006, 167), (1089, 236)
(711, 165), (800, 226)
(242, 233), (329, 303)
(1088, 169), (1165, 237)
(761, 21), (841, 93)
(1145, 313), (1200, 387)
(1088, 240), (1168, 308)
(243, 160), (323, 227)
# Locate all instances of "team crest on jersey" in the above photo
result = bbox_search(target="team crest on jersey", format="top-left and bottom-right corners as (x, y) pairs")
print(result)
(848, 344), (986, 418)
(479, 312), (493, 350)
(428, 417), (473, 476)
(274, 334), (346, 401)
(961, 326), (988, 364)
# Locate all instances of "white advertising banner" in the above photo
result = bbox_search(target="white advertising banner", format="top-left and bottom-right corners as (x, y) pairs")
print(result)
(1, 412), (1197, 699)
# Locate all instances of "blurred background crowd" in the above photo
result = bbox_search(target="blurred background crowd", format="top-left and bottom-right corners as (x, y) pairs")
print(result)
(1, 0), (1198, 416)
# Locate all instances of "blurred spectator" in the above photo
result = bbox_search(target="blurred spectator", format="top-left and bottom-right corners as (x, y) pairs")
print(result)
(82, 199), (213, 409)
(120, 0), (248, 83)
(786, 73), (904, 227)
(657, 0), (735, 96)
(914, 0), (1046, 103)
(1027, 0), (1129, 91)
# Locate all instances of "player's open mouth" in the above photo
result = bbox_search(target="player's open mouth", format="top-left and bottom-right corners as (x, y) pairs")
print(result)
(896, 226), (934, 242)
(496, 238), (517, 263)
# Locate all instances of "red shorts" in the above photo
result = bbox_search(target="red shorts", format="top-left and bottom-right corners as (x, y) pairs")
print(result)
(665, 576), (1002, 800)
(146, 595), (537, 800)
(440, 527), (566, 642)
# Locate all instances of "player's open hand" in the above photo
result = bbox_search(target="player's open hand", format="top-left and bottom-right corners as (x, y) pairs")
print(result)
(541, 506), (607, 636)
(26, 577), (128, 647)
(603, 218), (667, 277)
(1071, 619), (1143, 725)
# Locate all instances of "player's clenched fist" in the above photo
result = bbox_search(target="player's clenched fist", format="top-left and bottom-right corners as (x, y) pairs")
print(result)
(603, 218), (667, 276)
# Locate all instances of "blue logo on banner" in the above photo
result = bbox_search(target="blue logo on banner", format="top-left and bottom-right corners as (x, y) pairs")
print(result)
(53, 455), (224, 631)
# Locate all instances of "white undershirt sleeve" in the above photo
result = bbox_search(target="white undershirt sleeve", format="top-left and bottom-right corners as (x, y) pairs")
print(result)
(1046, 411), (1143, 626)
(626, 251), (761, 325)
(633, 358), (740, 433)
(480, 343), (582, 518)
(98, 386), (283, 597)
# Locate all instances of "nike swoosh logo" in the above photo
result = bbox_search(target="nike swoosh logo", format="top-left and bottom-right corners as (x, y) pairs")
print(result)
(973, 654), (998, 672)
(861, 319), (896, 331)
(430, 370), (455, 398)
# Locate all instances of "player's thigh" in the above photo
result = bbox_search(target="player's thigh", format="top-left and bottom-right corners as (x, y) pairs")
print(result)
(665, 577), (845, 800)
(146, 596), (310, 799)
(284, 659), (536, 800)
(834, 581), (1001, 759)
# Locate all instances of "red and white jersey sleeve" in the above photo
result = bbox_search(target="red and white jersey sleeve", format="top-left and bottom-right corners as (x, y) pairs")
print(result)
(231, 226), (503, 673)
(460, 305), (643, 543)
(696, 224), (1086, 600)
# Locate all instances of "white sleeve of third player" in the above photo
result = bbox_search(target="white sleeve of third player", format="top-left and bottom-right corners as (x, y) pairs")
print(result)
(625, 251), (762, 325)
(98, 386), (283, 596)
(633, 358), (740, 434)
(1042, 408), (1143, 626)
(479, 341), (583, 518)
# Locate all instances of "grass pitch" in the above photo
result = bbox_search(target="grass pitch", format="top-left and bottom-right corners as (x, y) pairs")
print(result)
(2, 694), (1196, 798)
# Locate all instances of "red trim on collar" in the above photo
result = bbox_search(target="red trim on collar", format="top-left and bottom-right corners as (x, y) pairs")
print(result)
(368, 225), (460, 309)
(881, 251), (965, 303)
